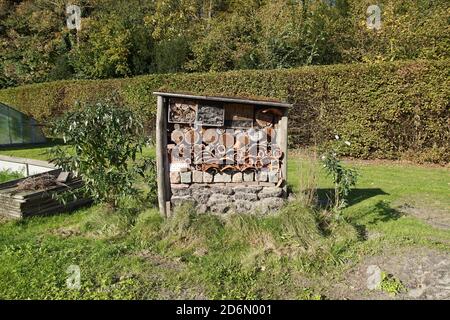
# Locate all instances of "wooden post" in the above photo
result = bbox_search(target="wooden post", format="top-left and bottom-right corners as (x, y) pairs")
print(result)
(156, 96), (170, 217)
(280, 113), (288, 185)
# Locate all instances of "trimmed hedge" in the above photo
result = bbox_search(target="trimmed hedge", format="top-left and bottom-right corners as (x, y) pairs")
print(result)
(0, 60), (449, 163)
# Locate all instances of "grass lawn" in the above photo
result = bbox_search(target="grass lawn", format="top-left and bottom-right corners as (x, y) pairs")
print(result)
(0, 170), (24, 183)
(0, 145), (449, 299)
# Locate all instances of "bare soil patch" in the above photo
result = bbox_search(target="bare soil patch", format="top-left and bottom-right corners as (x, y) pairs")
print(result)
(328, 247), (450, 300)
(394, 199), (450, 230)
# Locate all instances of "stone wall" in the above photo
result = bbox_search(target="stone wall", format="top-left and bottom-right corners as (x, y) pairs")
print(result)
(171, 184), (286, 214)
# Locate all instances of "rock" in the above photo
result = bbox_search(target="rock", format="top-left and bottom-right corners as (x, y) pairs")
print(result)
(171, 196), (194, 207)
(366, 265), (382, 290)
(192, 170), (203, 183)
(255, 197), (285, 214)
(170, 172), (181, 184)
(171, 187), (191, 197)
(192, 191), (210, 204)
(243, 171), (255, 182)
(232, 172), (243, 183)
(207, 194), (232, 206)
(211, 186), (234, 195)
(234, 200), (253, 213)
(203, 172), (214, 183)
(180, 171), (192, 184)
(210, 203), (231, 214)
(233, 186), (262, 194)
(196, 204), (209, 214)
(259, 187), (283, 199)
(234, 192), (258, 201)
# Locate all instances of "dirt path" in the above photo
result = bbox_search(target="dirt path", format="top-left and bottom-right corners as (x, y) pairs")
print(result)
(328, 247), (450, 300)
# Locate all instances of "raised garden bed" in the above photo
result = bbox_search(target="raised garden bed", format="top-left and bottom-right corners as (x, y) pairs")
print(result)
(0, 169), (90, 219)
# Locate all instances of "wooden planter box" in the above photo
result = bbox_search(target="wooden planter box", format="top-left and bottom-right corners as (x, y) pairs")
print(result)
(0, 169), (91, 219)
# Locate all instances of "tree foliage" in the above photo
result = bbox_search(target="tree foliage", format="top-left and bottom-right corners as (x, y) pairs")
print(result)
(0, 0), (449, 88)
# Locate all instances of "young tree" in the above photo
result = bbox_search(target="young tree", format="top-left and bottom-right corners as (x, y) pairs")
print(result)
(50, 102), (156, 211)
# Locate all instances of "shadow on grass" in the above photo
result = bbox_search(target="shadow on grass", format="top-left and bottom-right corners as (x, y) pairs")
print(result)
(316, 188), (401, 241)
(317, 188), (389, 208)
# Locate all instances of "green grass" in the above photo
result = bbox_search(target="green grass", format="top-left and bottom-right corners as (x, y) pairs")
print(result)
(0, 170), (24, 183)
(0, 146), (449, 299)
(0, 142), (155, 162)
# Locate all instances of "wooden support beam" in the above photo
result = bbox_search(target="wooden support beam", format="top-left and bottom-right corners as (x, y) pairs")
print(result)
(156, 96), (170, 217)
(280, 112), (288, 187)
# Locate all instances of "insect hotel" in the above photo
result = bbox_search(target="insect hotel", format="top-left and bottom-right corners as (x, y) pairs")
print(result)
(154, 92), (291, 217)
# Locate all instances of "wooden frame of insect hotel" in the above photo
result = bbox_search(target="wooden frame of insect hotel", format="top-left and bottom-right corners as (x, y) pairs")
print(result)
(153, 92), (291, 217)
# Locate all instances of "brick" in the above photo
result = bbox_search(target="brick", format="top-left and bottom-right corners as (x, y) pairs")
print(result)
(180, 171), (192, 184)
(170, 172), (181, 184)
(243, 171), (254, 182)
(232, 172), (243, 183)
(192, 170), (203, 183)
(203, 172), (214, 183)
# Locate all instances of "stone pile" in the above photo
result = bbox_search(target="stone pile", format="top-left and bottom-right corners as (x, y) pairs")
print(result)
(171, 184), (285, 214)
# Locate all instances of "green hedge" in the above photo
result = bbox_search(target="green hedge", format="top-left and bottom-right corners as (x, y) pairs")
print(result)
(0, 60), (449, 163)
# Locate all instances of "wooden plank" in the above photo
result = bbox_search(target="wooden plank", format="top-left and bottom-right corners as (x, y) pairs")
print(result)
(153, 92), (292, 109)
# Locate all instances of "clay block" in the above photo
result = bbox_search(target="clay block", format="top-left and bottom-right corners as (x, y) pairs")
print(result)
(243, 171), (254, 182)
(170, 172), (181, 184)
(214, 172), (232, 183)
(180, 172), (192, 184)
(257, 171), (268, 182)
(268, 171), (279, 183)
(232, 172), (243, 183)
(203, 172), (214, 183)
(192, 170), (203, 183)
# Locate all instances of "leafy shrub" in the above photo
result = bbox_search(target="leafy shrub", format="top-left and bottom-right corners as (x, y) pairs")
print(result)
(1, 60), (448, 163)
(49, 101), (155, 210)
(320, 136), (359, 212)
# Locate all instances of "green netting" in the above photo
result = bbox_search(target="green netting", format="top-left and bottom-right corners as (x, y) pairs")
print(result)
(0, 102), (46, 145)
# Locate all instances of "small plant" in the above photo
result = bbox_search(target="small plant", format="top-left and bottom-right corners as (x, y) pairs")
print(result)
(378, 272), (407, 296)
(320, 135), (359, 213)
(50, 101), (156, 211)
(298, 288), (324, 300)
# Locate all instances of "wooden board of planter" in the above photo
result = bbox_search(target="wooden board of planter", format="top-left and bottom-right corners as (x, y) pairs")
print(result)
(153, 92), (291, 217)
(0, 169), (91, 219)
